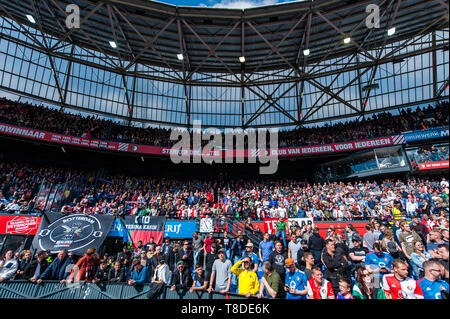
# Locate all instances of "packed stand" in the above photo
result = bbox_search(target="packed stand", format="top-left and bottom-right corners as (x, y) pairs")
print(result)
(1, 97), (448, 148)
(1, 160), (449, 224)
(1, 212), (448, 299)
(408, 144), (449, 170)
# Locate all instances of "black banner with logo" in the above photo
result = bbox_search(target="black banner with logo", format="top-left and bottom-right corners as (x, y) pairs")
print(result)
(32, 213), (115, 255)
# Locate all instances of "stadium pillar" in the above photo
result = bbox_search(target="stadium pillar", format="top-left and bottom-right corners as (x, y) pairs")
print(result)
(432, 31), (438, 98)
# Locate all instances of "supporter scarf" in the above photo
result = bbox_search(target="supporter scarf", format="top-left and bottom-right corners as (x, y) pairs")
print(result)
(85, 255), (97, 281)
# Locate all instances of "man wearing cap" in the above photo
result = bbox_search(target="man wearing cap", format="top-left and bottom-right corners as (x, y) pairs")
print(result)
(284, 258), (308, 299)
(152, 254), (170, 285)
(92, 260), (109, 284)
(242, 242), (259, 273)
(128, 260), (150, 285)
(204, 243), (219, 283)
(231, 256), (259, 297)
(170, 260), (193, 291)
(208, 249), (232, 294)
(231, 231), (246, 264)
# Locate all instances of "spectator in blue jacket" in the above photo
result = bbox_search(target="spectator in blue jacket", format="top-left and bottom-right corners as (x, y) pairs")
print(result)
(37, 250), (74, 284)
(231, 231), (246, 263)
(128, 260), (150, 285)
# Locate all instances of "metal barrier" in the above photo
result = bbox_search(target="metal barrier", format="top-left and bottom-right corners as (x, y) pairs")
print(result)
(0, 280), (254, 299)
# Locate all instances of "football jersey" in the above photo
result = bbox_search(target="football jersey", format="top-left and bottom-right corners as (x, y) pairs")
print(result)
(417, 278), (449, 299)
(285, 270), (308, 299)
(307, 278), (334, 299)
(365, 252), (393, 276)
(382, 274), (424, 299)
(242, 252), (259, 267)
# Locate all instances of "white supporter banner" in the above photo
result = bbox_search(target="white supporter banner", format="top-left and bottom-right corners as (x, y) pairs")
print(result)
(288, 218), (314, 231)
(199, 218), (214, 233)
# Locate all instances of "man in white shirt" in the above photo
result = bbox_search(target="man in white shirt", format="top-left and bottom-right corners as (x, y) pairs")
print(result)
(269, 206), (278, 218)
(208, 250), (232, 293)
(278, 204), (287, 219)
(5, 200), (20, 213)
(152, 255), (170, 285)
(406, 196), (418, 217)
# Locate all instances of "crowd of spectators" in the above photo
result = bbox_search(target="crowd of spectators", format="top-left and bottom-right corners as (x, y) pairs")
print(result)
(1, 160), (448, 223)
(0, 162), (448, 299)
(1, 95), (449, 300)
(408, 144), (449, 170)
(1, 214), (448, 299)
(1, 97), (448, 148)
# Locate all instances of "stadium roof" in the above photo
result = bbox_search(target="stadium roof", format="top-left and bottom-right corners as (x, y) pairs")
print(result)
(1, 0), (448, 75)
(0, 0), (448, 128)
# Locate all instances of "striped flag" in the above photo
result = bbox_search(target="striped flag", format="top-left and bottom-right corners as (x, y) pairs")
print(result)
(118, 142), (129, 152)
(391, 135), (405, 145)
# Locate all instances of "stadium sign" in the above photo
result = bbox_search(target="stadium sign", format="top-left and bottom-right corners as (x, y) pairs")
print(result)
(1, 122), (407, 159)
(402, 126), (449, 142)
(164, 220), (198, 238)
(417, 161), (449, 170)
(0, 214), (41, 235)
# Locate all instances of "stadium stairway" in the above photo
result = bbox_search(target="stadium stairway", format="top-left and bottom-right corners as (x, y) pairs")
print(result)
(224, 218), (263, 250)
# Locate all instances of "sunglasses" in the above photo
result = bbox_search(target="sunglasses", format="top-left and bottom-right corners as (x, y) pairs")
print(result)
(430, 269), (441, 273)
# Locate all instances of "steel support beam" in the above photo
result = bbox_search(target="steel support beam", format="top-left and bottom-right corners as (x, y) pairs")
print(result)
(183, 19), (241, 81)
(49, 0), (104, 51)
(29, 0), (64, 104)
(432, 31), (438, 98)
(361, 0), (402, 113)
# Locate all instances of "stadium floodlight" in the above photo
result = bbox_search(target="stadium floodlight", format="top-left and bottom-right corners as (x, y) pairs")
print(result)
(239, 56), (246, 63)
(177, 53), (184, 61)
(109, 41), (117, 48)
(26, 15), (36, 24)
(343, 37), (351, 44)
(387, 27), (396, 36)
(303, 49), (310, 56)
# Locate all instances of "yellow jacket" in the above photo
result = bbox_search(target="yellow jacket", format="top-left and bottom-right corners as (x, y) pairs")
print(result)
(231, 260), (259, 296)
(392, 207), (403, 220)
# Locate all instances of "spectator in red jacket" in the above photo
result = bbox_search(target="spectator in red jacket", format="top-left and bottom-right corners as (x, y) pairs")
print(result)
(66, 248), (99, 283)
